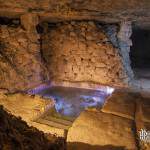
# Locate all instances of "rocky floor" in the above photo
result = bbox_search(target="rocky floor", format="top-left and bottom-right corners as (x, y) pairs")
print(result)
(0, 89), (149, 150)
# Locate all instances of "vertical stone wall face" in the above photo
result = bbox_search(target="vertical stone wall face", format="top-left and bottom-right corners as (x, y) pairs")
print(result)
(0, 15), (48, 92)
(42, 21), (129, 87)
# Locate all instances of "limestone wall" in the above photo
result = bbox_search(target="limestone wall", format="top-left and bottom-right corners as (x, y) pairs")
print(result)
(42, 21), (129, 87)
(0, 15), (48, 92)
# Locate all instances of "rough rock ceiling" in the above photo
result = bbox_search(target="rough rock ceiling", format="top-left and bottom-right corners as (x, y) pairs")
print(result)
(0, 0), (150, 28)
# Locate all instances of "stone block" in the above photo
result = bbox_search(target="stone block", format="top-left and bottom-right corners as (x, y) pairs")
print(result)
(67, 110), (137, 150)
(101, 91), (137, 120)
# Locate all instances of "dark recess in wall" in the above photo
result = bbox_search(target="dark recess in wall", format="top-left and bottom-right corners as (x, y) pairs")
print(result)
(0, 17), (20, 27)
(130, 29), (150, 69)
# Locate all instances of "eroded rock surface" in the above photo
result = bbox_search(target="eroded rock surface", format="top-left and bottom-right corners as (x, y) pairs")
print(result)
(0, 21), (48, 92)
(0, 0), (150, 28)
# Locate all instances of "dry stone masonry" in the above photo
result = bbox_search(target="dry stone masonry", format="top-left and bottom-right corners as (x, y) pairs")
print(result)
(0, 13), (148, 91)
(42, 21), (129, 87)
(0, 18), (140, 91)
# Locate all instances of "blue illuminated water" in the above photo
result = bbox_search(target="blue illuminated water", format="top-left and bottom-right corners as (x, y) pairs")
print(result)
(28, 86), (113, 118)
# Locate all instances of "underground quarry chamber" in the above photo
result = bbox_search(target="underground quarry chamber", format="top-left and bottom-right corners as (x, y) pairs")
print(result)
(0, 13), (149, 150)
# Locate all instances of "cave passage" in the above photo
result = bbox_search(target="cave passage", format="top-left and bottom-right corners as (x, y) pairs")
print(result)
(130, 28), (150, 79)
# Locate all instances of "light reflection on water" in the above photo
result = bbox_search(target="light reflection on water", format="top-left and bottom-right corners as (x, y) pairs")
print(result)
(28, 86), (114, 118)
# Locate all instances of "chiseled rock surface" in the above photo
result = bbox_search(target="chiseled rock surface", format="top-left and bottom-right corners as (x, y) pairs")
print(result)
(0, 23), (48, 92)
(0, 0), (150, 27)
(67, 110), (137, 150)
(42, 21), (129, 87)
(101, 91), (137, 120)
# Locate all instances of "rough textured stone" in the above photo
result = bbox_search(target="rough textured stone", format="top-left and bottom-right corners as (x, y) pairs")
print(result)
(101, 91), (137, 120)
(20, 13), (39, 32)
(67, 110), (137, 150)
(42, 22), (129, 87)
(0, 23), (48, 92)
(0, 106), (65, 150)
(0, 0), (149, 28)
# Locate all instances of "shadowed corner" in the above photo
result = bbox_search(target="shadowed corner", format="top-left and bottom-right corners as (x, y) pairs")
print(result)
(67, 142), (128, 150)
